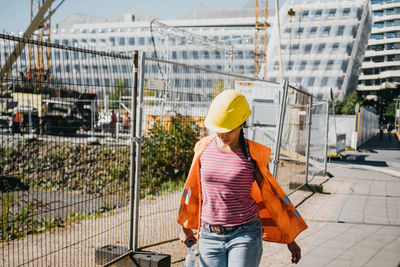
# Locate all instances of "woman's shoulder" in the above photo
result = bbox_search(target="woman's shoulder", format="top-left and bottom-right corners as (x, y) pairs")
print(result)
(194, 136), (215, 152)
(247, 139), (271, 151)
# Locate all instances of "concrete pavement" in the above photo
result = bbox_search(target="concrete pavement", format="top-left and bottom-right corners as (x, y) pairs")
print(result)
(294, 134), (400, 267)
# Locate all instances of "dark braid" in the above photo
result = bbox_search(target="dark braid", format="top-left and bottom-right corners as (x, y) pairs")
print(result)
(239, 123), (260, 185)
(239, 122), (252, 162)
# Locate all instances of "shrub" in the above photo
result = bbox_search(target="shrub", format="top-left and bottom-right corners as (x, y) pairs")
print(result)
(140, 114), (201, 196)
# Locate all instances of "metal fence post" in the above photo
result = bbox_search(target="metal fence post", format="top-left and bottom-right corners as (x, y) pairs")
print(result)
(305, 97), (313, 184)
(132, 51), (145, 252)
(128, 51), (139, 251)
(323, 101), (329, 174)
(272, 80), (289, 178)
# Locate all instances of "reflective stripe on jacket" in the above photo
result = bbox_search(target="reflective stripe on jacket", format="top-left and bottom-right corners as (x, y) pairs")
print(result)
(177, 136), (308, 244)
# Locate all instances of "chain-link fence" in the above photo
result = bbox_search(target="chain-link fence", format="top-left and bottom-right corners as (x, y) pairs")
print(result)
(1, 35), (331, 266)
(0, 33), (136, 266)
(273, 83), (329, 194)
(133, 54), (279, 249)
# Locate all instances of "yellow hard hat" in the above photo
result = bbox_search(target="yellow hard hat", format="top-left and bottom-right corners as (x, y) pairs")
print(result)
(205, 90), (251, 133)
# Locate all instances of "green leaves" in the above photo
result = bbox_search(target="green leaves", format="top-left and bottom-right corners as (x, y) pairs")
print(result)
(140, 114), (201, 197)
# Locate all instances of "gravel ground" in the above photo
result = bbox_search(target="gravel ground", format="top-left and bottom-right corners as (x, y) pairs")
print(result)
(2, 160), (341, 267)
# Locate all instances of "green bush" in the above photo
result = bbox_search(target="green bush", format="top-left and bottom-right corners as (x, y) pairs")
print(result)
(140, 114), (201, 197)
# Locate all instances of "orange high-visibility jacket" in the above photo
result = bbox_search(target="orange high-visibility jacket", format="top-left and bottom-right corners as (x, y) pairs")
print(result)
(177, 136), (308, 244)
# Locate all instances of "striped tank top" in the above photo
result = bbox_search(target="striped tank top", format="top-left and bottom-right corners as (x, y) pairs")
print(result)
(200, 138), (259, 226)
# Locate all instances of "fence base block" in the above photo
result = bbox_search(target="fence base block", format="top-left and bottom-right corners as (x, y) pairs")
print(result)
(95, 245), (129, 265)
(131, 251), (171, 267)
(289, 183), (323, 193)
(95, 246), (171, 267)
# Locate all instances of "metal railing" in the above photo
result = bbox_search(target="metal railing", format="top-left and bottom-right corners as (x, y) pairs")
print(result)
(0, 33), (136, 266)
(0, 35), (330, 266)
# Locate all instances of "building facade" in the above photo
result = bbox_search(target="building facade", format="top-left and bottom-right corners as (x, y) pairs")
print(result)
(1, 1), (373, 100)
(264, 0), (372, 100)
(358, 0), (400, 95)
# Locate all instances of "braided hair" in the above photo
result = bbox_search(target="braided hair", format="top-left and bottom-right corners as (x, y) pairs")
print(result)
(239, 122), (261, 186)
(238, 122), (253, 162)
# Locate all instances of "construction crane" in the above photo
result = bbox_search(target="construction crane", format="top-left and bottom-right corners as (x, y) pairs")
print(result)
(254, 0), (268, 79)
(0, 0), (64, 83)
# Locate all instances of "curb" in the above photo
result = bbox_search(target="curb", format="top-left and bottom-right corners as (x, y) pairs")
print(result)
(330, 161), (400, 178)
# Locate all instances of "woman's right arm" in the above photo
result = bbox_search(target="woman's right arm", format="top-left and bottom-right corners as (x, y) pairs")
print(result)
(179, 226), (197, 247)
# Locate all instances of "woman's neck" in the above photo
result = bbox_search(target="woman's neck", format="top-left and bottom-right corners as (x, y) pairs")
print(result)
(216, 137), (240, 152)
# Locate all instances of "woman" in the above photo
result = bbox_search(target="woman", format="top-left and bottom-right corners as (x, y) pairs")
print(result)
(178, 90), (307, 266)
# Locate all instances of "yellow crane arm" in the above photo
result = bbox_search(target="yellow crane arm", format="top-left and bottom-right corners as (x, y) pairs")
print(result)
(0, 0), (56, 81)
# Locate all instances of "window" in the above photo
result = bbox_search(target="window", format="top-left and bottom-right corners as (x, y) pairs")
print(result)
(320, 77), (328, 86)
(387, 9), (395, 15)
(337, 26), (345, 36)
(328, 9), (336, 16)
(322, 26), (331, 36)
(307, 77), (315, 86)
(195, 79), (202, 88)
(81, 39), (87, 43)
(386, 20), (395, 27)
(343, 8), (350, 16)
(192, 51), (199, 59)
(109, 37), (115, 46)
(214, 51), (221, 59)
(373, 10), (383, 16)
(387, 32), (396, 38)
(297, 27), (304, 36)
(291, 44), (299, 53)
(62, 39), (68, 45)
(310, 27), (317, 36)
(387, 55), (395, 61)
(172, 51), (177, 59)
(129, 37), (134, 45)
(299, 61), (307, 70)
(371, 33), (384, 39)
(386, 43), (395, 50)
(273, 62), (279, 71)
(246, 51), (254, 59)
(314, 10), (322, 17)
(372, 56), (384, 62)
(302, 10), (309, 17)
(336, 77), (344, 88)
(202, 51), (210, 59)
(317, 44), (325, 53)
(331, 43), (340, 53)
(139, 37), (145, 45)
(182, 51), (188, 59)
(287, 61), (294, 70)
(236, 51), (243, 59)
(371, 44), (384, 51)
(374, 22), (384, 28)
(326, 60), (334, 70)
(304, 44), (312, 54)
(90, 38), (96, 43)
(313, 61), (320, 70)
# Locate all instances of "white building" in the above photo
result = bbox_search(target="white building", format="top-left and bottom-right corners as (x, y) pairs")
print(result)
(1, 1), (372, 99)
(264, 0), (372, 100)
(358, 0), (400, 95)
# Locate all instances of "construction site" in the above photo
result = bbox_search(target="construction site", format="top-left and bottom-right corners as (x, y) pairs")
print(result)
(1, 0), (399, 266)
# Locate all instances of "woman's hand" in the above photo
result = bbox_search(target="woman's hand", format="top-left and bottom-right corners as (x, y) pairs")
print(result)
(287, 240), (301, 264)
(179, 226), (197, 247)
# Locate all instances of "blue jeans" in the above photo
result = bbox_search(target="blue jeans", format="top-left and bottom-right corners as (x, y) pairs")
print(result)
(199, 218), (263, 267)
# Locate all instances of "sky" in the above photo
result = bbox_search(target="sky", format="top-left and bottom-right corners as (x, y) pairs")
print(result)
(0, 0), (281, 33)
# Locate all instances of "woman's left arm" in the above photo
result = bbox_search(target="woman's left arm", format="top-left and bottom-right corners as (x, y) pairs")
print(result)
(287, 240), (301, 264)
